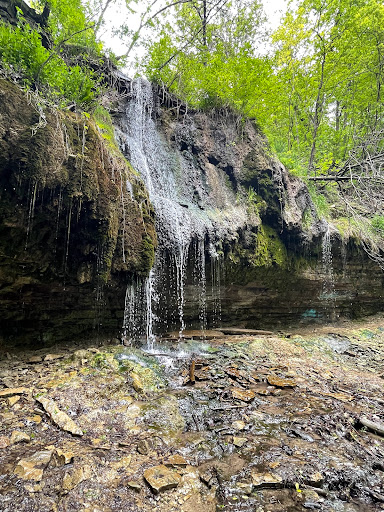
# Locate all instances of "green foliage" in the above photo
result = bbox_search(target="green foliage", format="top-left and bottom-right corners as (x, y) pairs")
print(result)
(307, 183), (330, 219)
(246, 187), (266, 218)
(0, 4), (102, 109)
(371, 216), (384, 235)
(93, 105), (116, 145)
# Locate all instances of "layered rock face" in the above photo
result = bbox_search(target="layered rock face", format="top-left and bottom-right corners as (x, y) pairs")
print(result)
(115, 80), (383, 335)
(0, 78), (382, 345)
(0, 79), (156, 345)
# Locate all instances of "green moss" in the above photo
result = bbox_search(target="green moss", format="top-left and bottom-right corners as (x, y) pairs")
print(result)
(302, 208), (313, 230)
(140, 235), (156, 274)
(250, 225), (288, 267)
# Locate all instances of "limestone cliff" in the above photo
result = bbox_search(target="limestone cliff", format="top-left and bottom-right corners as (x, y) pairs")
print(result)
(0, 78), (382, 345)
(0, 79), (156, 345)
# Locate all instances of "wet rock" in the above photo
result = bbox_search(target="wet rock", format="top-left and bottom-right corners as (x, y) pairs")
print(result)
(62, 465), (92, 491)
(131, 372), (144, 393)
(251, 471), (283, 489)
(72, 349), (90, 363)
(217, 328), (273, 335)
(0, 435), (10, 448)
(267, 375), (296, 388)
(127, 480), (141, 492)
(27, 356), (43, 363)
(164, 454), (188, 467)
(8, 395), (21, 407)
(0, 387), (29, 398)
(166, 330), (224, 340)
(53, 448), (75, 466)
(36, 395), (83, 436)
(231, 420), (246, 431)
(225, 367), (242, 379)
(137, 439), (152, 455)
(231, 388), (255, 402)
(10, 430), (30, 444)
(233, 436), (247, 447)
(143, 464), (181, 493)
(44, 354), (64, 362)
(14, 449), (53, 481)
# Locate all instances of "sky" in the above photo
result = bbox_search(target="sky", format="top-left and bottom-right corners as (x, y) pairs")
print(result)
(24, 0), (289, 70)
(98, 0), (289, 70)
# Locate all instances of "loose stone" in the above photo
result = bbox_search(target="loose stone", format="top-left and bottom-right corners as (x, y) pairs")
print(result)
(0, 387), (29, 398)
(143, 465), (182, 493)
(164, 454), (188, 467)
(14, 450), (54, 481)
(62, 465), (92, 491)
(231, 388), (255, 402)
(36, 396), (83, 436)
(127, 480), (142, 492)
(231, 420), (246, 431)
(251, 471), (283, 489)
(54, 449), (75, 466)
(8, 395), (21, 407)
(0, 436), (10, 448)
(233, 436), (248, 447)
(267, 375), (296, 388)
(10, 430), (30, 444)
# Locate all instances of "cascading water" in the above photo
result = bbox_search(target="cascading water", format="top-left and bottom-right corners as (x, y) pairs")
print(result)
(209, 245), (224, 328)
(320, 226), (337, 320)
(116, 78), (248, 344)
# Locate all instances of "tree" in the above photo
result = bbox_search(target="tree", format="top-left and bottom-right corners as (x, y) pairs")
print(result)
(140, 0), (267, 110)
(269, 0), (384, 174)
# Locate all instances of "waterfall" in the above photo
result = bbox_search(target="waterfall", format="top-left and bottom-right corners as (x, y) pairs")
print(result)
(209, 245), (224, 328)
(116, 78), (248, 344)
(320, 226), (336, 320)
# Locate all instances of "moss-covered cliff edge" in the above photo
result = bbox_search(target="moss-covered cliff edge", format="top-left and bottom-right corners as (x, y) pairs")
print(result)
(0, 79), (156, 345)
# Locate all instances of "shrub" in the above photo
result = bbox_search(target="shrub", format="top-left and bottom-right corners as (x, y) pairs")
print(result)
(0, 20), (100, 108)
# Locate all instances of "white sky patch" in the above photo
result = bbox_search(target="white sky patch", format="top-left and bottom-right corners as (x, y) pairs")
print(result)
(98, 0), (289, 71)
(24, 0), (289, 71)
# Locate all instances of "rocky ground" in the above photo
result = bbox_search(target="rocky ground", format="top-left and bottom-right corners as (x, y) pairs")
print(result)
(1, 316), (384, 512)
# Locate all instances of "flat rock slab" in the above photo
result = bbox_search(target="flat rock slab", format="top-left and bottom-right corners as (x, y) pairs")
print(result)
(14, 449), (54, 481)
(0, 387), (29, 398)
(267, 375), (297, 388)
(165, 330), (224, 340)
(164, 454), (188, 467)
(144, 464), (181, 493)
(252, 471), (283, 489)
(36, 396), (83, 436)
(231, 388), (255, 402)
(10, 430), (30, 444)
(215, 328), (273, 335)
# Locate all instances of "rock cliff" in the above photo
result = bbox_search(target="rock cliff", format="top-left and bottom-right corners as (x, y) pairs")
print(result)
(0, 79), (156, 345)
(0, 78), (382, 346)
